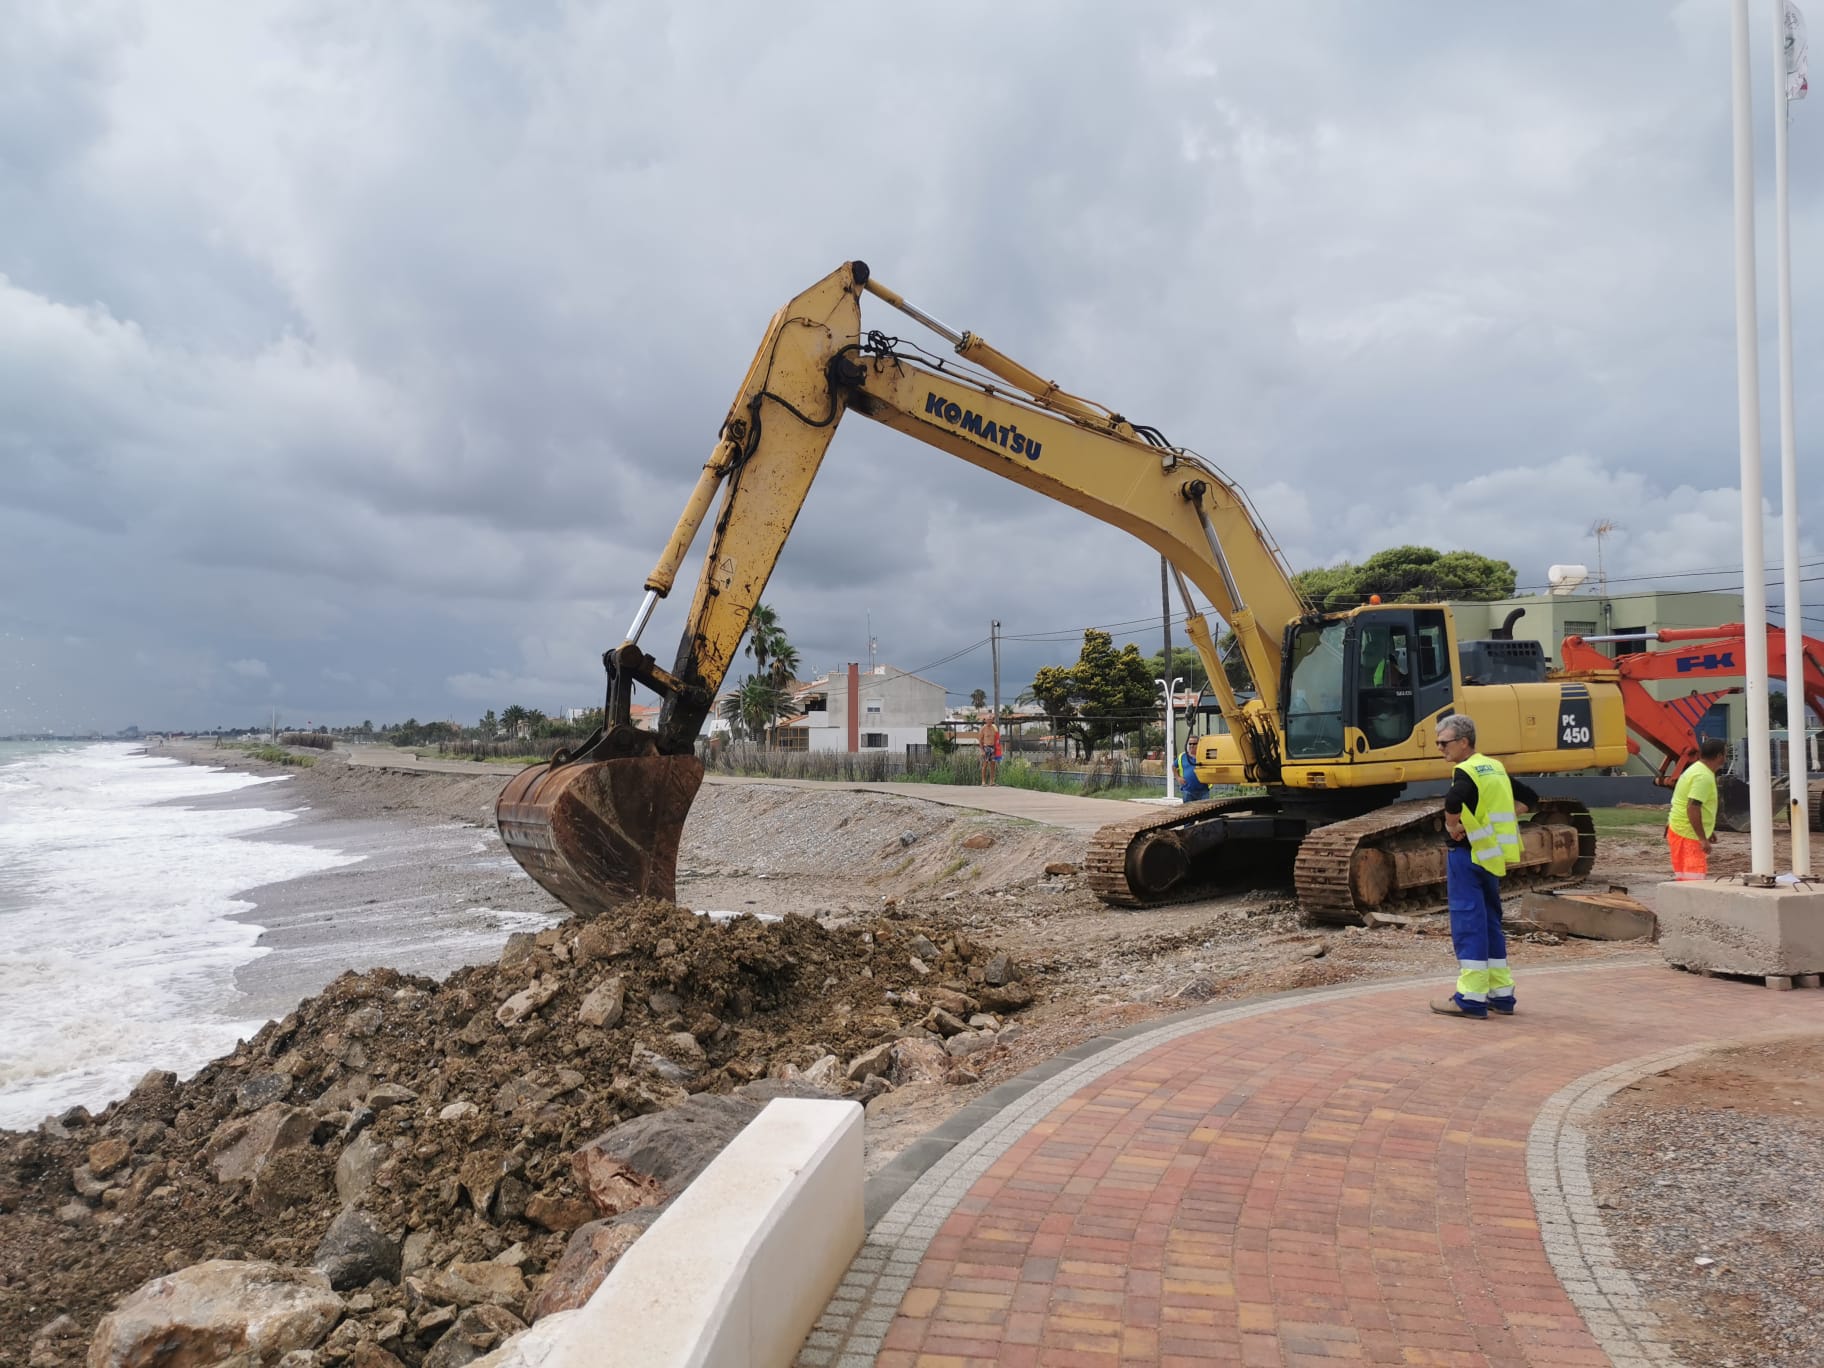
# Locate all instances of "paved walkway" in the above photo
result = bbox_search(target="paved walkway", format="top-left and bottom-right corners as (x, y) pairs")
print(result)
(803, 962), (1824, 1368)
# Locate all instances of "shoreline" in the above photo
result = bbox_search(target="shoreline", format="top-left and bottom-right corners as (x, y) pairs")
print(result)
(153, 740), (566, 1027)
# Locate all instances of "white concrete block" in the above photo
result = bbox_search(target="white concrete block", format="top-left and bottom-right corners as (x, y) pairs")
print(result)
(1656, 881), (1824, 977)
(499, 1098), (862, 1368)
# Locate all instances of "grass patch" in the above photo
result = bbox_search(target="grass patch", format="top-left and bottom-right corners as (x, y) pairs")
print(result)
(240, 744), (315, 768)
(1584, 806), (1670, 835)
(935, 857), (968, 881)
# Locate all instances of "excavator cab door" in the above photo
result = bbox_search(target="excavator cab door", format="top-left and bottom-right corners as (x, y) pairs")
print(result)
(1352, 608), (1453, 755)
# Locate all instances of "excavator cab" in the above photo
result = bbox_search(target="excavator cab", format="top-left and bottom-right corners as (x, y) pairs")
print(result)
(1280, 607), (1455, 760)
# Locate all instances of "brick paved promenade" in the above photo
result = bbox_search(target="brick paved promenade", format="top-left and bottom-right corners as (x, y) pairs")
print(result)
(804, 961), (1824, 1368)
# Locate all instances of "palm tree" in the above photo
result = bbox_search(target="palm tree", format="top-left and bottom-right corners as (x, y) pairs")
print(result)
(970, 688), (987, 710)
(768, 640), (801, 689)
(720, 675), (789, 742)
(744, 604), (786, 680)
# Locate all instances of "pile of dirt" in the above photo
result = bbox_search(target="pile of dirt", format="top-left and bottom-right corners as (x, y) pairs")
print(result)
(0, 900), (1035, 1366)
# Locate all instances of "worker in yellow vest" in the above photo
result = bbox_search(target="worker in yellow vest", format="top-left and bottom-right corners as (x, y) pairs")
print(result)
(1433, 715), (1537, 1019)
(1666, 737), (1727, 880)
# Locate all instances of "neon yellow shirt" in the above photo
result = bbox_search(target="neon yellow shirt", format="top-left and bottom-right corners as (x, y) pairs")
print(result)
(1668, 761), (1719, 840)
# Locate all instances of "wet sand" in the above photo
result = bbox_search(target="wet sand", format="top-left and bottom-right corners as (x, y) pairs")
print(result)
(155, 743), (564, 1023)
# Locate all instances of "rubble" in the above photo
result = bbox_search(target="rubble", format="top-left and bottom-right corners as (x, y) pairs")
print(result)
(0, 900), (1035, 1363)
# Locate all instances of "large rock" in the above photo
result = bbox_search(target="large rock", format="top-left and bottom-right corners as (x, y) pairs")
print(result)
(203, 1104), (315, 1186)
(568, 1149), (665, 1220)
(575, 977), (624, 1029)
(413, 1262), (526, 1310)
(457, 1151), (508, 1219)
(313, 1208), (402, 1290)
(887, 1038), (950, 1086)
(422, 1306), (525, 1368)
(335, 1132), (386, 1207)
(527, 1210), (660, 1321)
(249, 1145), (331, 1216)
(978, 982), (1034, 1013)
(524, 1190), (596, 1233)
(845, 1042), (894, 1082)
(87, 1137), (131, 1179)
(944, 1030), (997, 1058)
(494, 977), (558, 1028)
(570, 1093), (759, 1191)
(629, 1045), (692, 1083)
(89, 1260), (344, 1368)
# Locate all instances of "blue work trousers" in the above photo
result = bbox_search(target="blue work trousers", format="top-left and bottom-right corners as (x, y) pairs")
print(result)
(1446, 846), (1513, 1011)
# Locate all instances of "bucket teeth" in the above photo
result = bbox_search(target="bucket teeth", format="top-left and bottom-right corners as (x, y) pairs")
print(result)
(495, 755), (704, 917)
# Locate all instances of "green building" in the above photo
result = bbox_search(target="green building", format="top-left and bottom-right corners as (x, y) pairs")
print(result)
(1448, 589), (1748, 775)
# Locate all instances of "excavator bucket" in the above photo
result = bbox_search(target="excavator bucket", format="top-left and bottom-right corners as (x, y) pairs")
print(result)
(495, 755), (704, 919)
(1713, 774), (1752, 834)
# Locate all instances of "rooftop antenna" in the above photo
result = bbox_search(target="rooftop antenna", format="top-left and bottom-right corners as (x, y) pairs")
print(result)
(1590, 518), (1620, 596)
(1590, 517), (1621, 640)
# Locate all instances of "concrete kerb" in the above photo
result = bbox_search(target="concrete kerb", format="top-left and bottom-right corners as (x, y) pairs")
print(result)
(799, 961), (1637, 1367)
(491, 1099), (863, 1368)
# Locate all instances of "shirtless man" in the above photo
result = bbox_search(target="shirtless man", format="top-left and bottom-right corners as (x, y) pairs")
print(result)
(979, 718), (1001, 785)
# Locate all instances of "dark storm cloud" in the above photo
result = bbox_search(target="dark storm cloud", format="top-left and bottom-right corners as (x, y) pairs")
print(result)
(3, 0), (1821, 733)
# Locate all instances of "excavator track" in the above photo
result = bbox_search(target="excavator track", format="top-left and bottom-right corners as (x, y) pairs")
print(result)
(1086, 794), (1284, 908)
(1294, 796), (1597, 926)
(1810, 780), (1824, 834)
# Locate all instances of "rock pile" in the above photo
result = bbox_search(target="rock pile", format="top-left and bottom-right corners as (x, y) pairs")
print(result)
(0, 900), (1033, 1366)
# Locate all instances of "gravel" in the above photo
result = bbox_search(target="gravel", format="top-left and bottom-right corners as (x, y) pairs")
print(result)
(1587, 1036), (1824, 1367)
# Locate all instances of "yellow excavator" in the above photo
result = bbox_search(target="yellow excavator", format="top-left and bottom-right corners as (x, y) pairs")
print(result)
(497, 262), (1628, 925)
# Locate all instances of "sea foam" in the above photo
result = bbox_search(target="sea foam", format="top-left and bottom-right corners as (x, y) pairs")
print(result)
(0, 744), (358, 1128)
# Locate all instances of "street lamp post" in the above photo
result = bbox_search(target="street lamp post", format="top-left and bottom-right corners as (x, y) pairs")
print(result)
(1157, 675), (1184, 800)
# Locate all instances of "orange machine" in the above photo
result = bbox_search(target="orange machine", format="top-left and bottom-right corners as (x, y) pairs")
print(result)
(1559, 624), (1824, 831)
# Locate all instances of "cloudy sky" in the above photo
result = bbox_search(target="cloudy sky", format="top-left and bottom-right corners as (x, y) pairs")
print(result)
(5, 1), (1823, 734)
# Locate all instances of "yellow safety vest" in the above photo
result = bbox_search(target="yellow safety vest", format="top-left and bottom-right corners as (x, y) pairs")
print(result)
(1458, 752), (1522, 877)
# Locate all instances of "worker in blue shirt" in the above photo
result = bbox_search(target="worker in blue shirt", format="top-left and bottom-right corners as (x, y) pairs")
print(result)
(1178, 735), (1210, 802)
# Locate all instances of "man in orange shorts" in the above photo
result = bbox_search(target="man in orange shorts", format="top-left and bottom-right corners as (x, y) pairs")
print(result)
(1667, 737), (1727, 879)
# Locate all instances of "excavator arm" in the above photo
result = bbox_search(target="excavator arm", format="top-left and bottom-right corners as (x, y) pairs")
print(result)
(628, 260), (1302, 760)
(1562, 623), (1824, 785)
(497, 261), (1309, 915)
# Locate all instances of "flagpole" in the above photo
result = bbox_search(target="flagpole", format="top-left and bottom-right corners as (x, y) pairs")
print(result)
(1732, 0), (1777, 881)
(1775, 0), (1812, 875)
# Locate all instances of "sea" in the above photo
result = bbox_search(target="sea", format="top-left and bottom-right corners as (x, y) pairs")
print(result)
(0, 741), (363, 1130)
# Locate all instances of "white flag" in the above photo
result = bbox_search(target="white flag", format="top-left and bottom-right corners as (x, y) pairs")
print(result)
(1786, 1), (1809, 103)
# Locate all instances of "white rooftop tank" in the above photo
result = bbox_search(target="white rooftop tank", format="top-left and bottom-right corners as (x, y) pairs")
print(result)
(1547, 564), (1589, 595)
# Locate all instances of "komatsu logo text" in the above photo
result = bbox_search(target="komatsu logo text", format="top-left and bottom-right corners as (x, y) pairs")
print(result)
(925, 392), (1043, 461)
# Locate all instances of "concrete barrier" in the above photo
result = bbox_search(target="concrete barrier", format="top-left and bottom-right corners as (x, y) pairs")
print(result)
(1657, 879), (1824, 980)
(484, 1098), (863, 1368)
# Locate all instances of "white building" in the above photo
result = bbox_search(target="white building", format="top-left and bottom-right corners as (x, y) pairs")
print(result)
(781, 664), (946, 753)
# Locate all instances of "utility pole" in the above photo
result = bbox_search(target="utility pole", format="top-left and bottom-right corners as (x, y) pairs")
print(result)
(991, 620), (1001, 721)
(1161, 556), (1173, 750)
(1730, 0), (1777, 880)
(1774, 0), (1811, 875)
